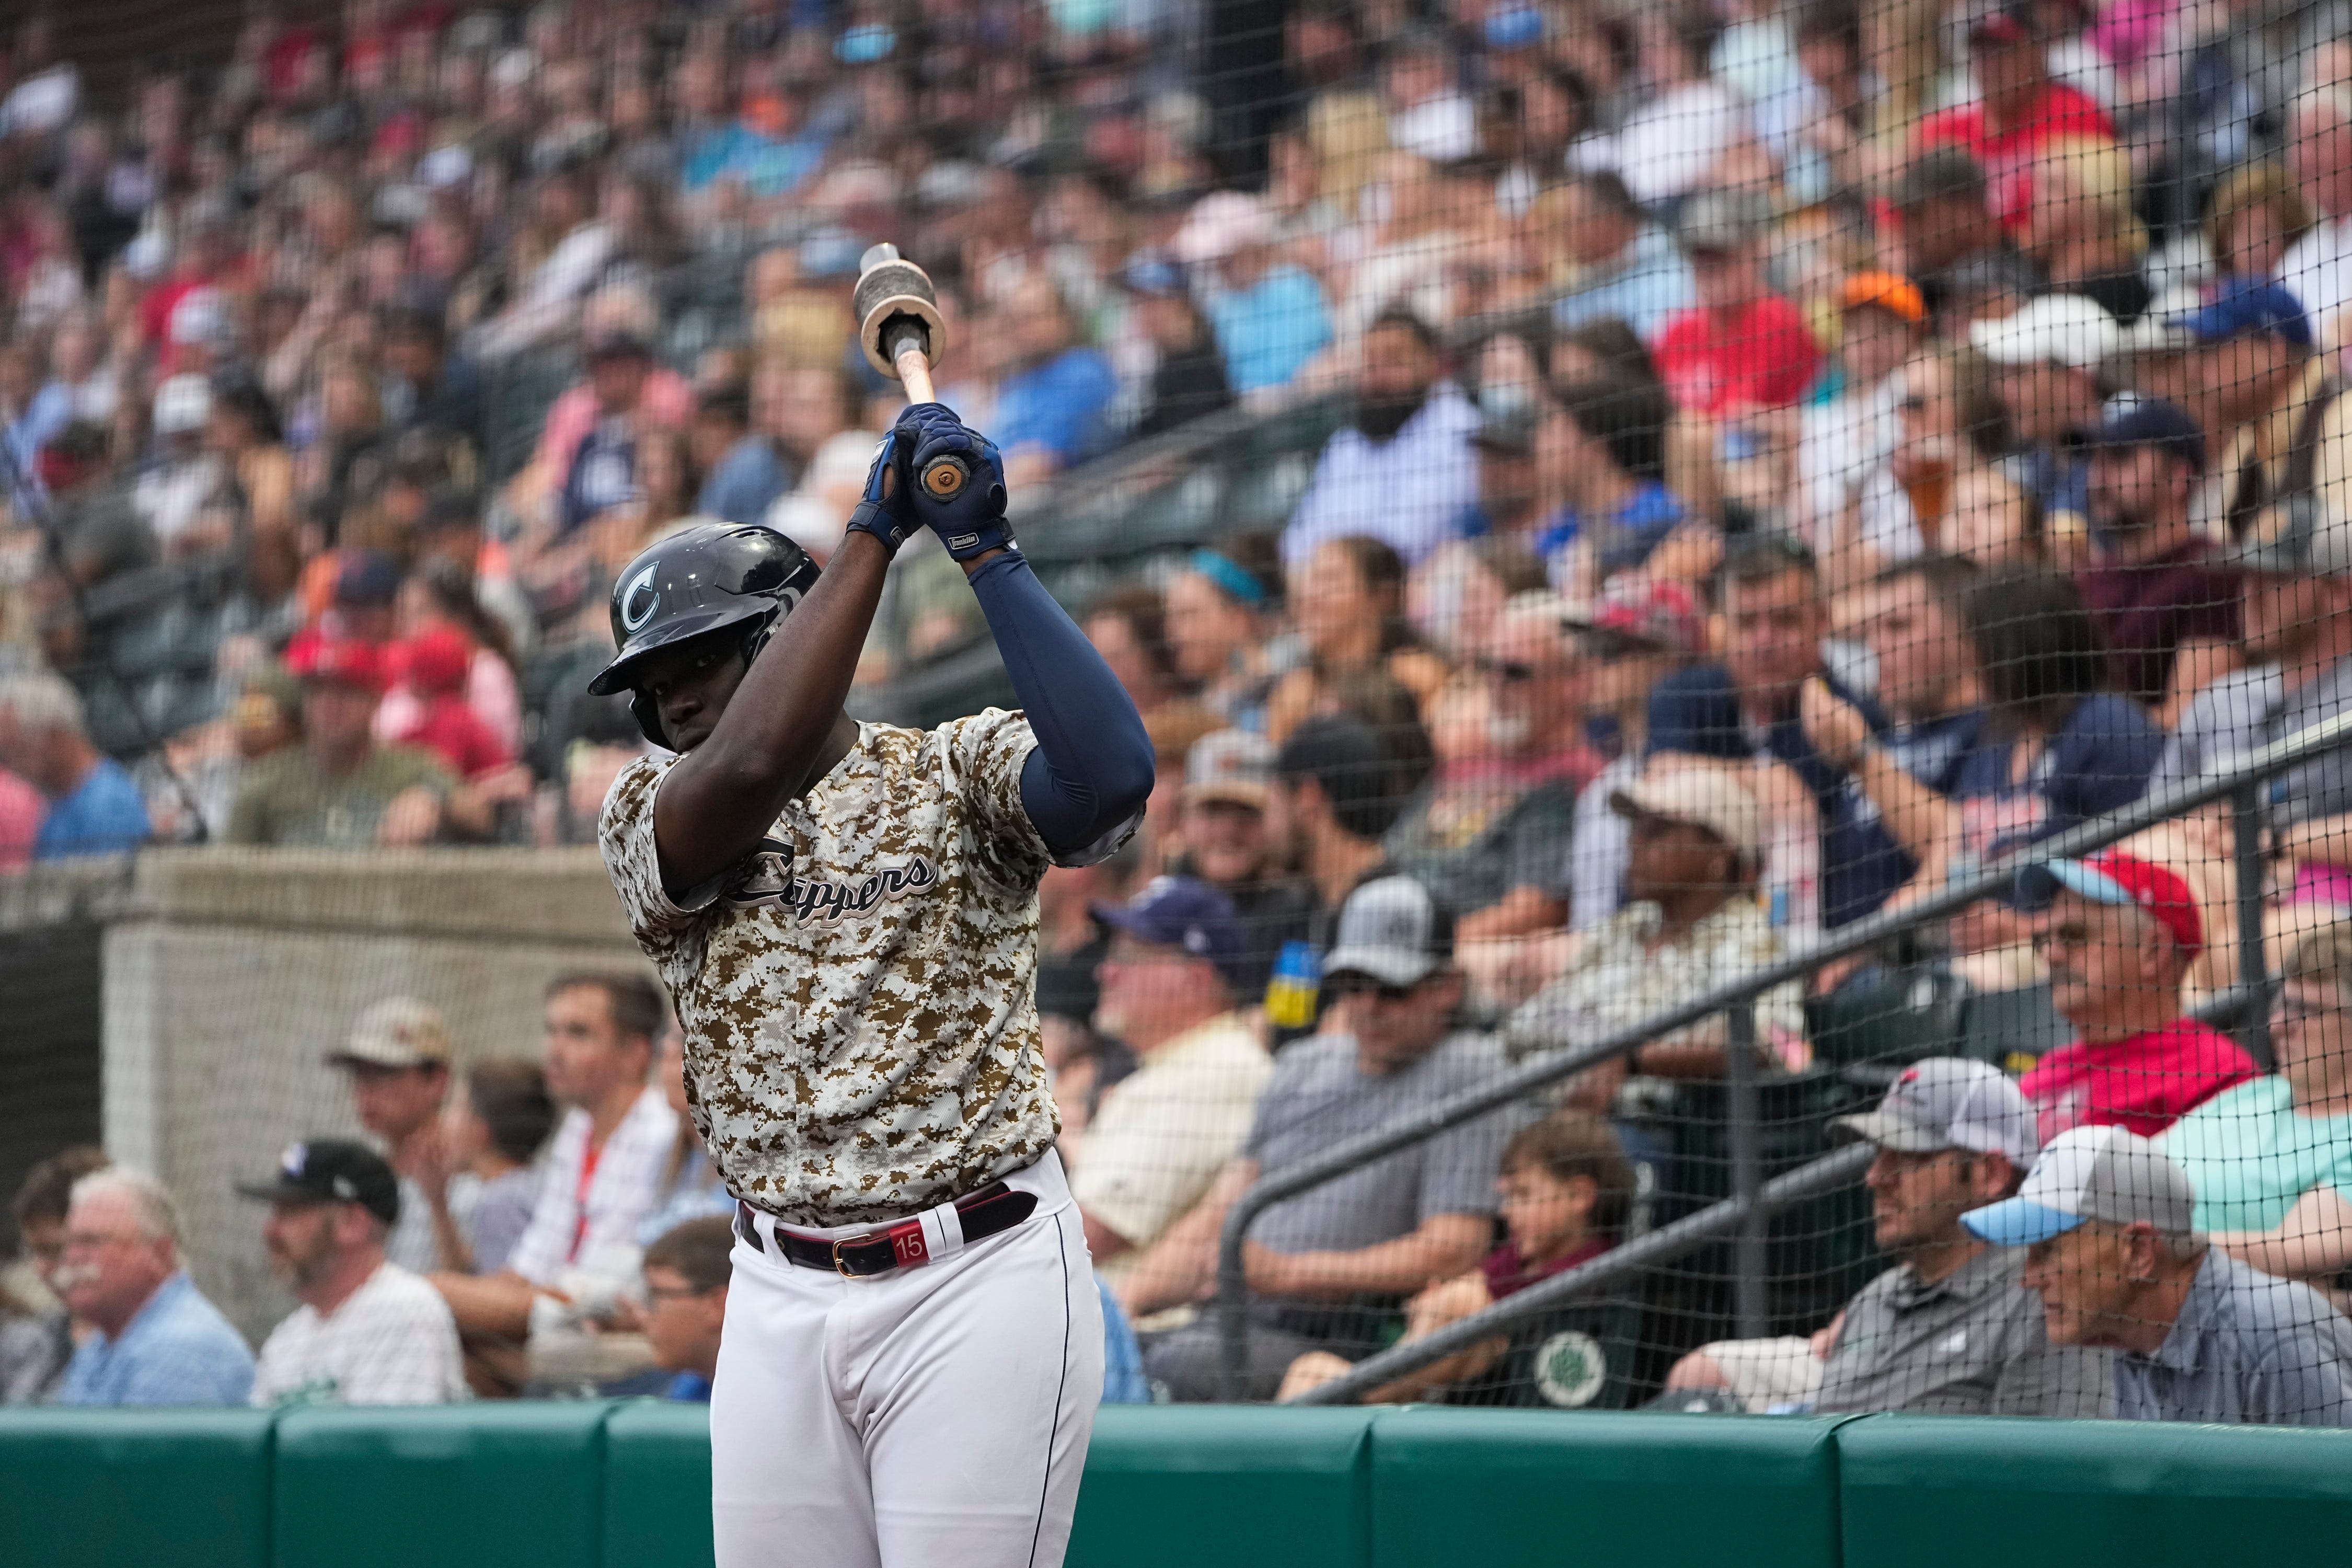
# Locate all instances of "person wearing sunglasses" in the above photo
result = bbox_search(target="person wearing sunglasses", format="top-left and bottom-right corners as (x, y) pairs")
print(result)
(639, 1215), (733, 1402)
(1131, 875), (1518, 1401)
(2159, 916), (2352, 1293)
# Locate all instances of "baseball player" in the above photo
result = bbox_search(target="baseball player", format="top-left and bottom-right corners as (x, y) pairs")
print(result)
(591, 402), (1152, 1568)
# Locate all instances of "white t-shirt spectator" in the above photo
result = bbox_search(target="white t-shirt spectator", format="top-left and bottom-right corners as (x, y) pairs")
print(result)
(1389, 91), (1478, 162)
(249, 1262), (465, 1407)
(2278, 216), (2352, 341)
(1607, 82), (1750, 204)
(506, 1086), (678, 1287)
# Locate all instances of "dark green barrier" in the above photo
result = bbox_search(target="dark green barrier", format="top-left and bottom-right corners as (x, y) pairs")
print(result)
(1367, 1409), (1851, 1568)
(604, 1400), (715, 1568)
(273, 1401), (607, 1568)
(1840, 1414), (2352, 1567)
(0, 1406), (274, 1568)
(1066, 1404), (1373, 1568)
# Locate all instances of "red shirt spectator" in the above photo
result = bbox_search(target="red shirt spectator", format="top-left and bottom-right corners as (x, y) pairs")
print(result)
(385, 626), (511, 781)
(0, 767), (43, 870)
(1915, 11), (2114, 232)
(1654, 295), (1822, 417)
(2019, 850), (2258, 1142)
(1653, 188), (1821, 417)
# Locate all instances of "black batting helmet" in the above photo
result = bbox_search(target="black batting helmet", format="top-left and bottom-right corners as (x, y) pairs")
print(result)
(586, 520), (822, 746)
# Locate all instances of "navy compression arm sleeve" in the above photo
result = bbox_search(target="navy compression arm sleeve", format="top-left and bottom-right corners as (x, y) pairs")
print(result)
(966, 550), (1155, 859)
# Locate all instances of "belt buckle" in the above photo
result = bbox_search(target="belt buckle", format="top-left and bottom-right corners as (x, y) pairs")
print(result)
(832, 1233), (876, 1280)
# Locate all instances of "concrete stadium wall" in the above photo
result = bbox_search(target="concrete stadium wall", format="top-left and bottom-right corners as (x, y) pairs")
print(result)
(98, 849), (652, 1342)
(4, 1404), (2351, 1568)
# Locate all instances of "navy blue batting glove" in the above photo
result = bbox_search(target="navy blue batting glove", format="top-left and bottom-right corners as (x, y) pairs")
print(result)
(840, 411), (923, 555)
(899, 405), (1014, 562)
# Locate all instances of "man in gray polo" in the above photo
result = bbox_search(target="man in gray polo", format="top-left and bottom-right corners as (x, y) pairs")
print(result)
(1657, 1059), (2106, 1415)
(1967, 1124), (2352, 1425)
(2154, 494), (2352, 835)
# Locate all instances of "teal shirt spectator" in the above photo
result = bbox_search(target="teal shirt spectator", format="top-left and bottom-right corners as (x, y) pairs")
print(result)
(1204, 266), (1333, 395)
(994, 347), (1119, 466)
(55, 1272), (255, 1406)
(1098, 1276), (1149, 1403)
(2158, 1077), (2352, 1232)
(36, 755), (150, 860)
(681, 122), (774, 192)
(1550, 225), (1696, 344)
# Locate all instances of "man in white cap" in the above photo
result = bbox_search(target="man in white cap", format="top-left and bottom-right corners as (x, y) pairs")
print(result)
(1969, 292), (2120, 537)
(1658, 1059), (2105, 1416)
(1174, 190), (1331, 399)
(326, 998), (455, 1274)
(1968, 1125), (2352, 1424)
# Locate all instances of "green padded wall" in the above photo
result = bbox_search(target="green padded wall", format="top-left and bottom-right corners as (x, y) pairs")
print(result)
(0, 1406), (274, 1568)
(1367, 1409), (1854, 1568)
(1840, 1414), (2352, 1567)
(1066, 1403), (1375, 1568)
(273, 1401), (607, 1567)
(604, 1399), (717, 1568)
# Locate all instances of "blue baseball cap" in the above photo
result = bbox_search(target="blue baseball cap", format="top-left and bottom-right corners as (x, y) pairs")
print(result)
(2087, 398), (2206, 476)
(2168, 276), (2313, 348)
(1093, 876), (1252, 994)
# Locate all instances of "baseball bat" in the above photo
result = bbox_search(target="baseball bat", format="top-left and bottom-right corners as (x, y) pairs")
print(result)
(855, 244), (967, 501)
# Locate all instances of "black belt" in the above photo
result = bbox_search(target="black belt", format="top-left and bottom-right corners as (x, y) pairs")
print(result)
(734, 1183), (1039, 1278)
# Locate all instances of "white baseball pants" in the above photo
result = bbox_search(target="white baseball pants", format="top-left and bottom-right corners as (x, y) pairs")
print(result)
(709, 1151), (1103, 1568)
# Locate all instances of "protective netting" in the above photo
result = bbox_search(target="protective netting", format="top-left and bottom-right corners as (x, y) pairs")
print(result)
(1, 0), (2350, 1426)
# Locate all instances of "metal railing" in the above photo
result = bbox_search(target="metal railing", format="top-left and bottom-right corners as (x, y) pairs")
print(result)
(1216, 707), (2352, 1401)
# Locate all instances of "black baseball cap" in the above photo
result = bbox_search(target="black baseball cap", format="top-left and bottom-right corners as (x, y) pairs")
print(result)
(236, 1138), (400, 1227)
(2088, 399), (2206, 476)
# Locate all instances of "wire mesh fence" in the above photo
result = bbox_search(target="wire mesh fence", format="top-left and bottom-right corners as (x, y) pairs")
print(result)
(0, 0), (2350, 1428)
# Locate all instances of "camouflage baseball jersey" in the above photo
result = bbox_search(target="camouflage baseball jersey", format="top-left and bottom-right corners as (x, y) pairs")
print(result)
(600, 709), (1062, 1226)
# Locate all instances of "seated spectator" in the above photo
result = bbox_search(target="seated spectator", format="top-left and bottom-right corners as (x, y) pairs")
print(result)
(1161, 543), (1283, 733)
(1842, 342), (2024, 583)
(1652, 188), (1822, 428)
(2159, 918), (2352, 1287)
(2158, 498), (2352, 900)
(2, 1144), (108, 1404)
(1505, 767), (1801, 1109)
(1283, 309), (1480, 569)
(639, 1216), (732, 1403)
(383, 625), (513, 781)
(1099, 1278), (1150, 1404)
(1272, 714), (1410, 964)
(1122, 256), (1235, 439)
(1134, 877), (1519, 1400)
(1798, 556), (1988, 901)
(0, 672), (150, 859)
(432, 973), (677, 1355)
(637, 1023), (735, 1246)
(690, 382), (788, 526)
(225, 633), (515, 846)
(1264, 535), (1448, 745)
(1968, 1125), (2352, 1424)
(1650, 537), (1907, 933)
(991, 274), (1118, 484)
(238, 1139), (465, 1406)
(2017, 851), (2257, 1139)
(1543, 171), (1696, 344)
(54, 1168), (253, 1406)
(1894, 149), (2024, 324)
(324, 997), (452, 1275)
(1175, 191), (1333, 398)
(1279, 1109), (1638, 1405)
(2078, 402), (2240, 720)
(1970, 292), (2119, 539)
(1164, 733), (1317, 994)
(419, 1056), (554, 1276)
(1386, 594), (1598, 954)
(1914, 6), (2114, 235)
(1531, 372), (1683, 596)
(1657, 1060), (2105, 1416)
(1798, 272), (1924, 561)
(1564, 575), (1709, 930)
(554, 327), (664, 545)
(1075, 877), (1273, 1309)
(1954, 571), (2165, 865)
(0, 763), (38, 870)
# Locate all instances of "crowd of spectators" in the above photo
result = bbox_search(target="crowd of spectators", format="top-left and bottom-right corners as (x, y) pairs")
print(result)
(4, 0), (2352, 1422)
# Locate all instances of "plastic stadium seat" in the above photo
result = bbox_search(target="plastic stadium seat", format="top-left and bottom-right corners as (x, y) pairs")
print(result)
(1366, 1408), (1852, 1568)
(1066, 1404), (1373, 1568)
(273, 1402), (606, 1568)
(0, 1406), (274, 1568)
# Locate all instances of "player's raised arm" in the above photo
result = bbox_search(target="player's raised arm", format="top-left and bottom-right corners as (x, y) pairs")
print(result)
(593, 412), (927, 897)
(897, 406), (1156, 861)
